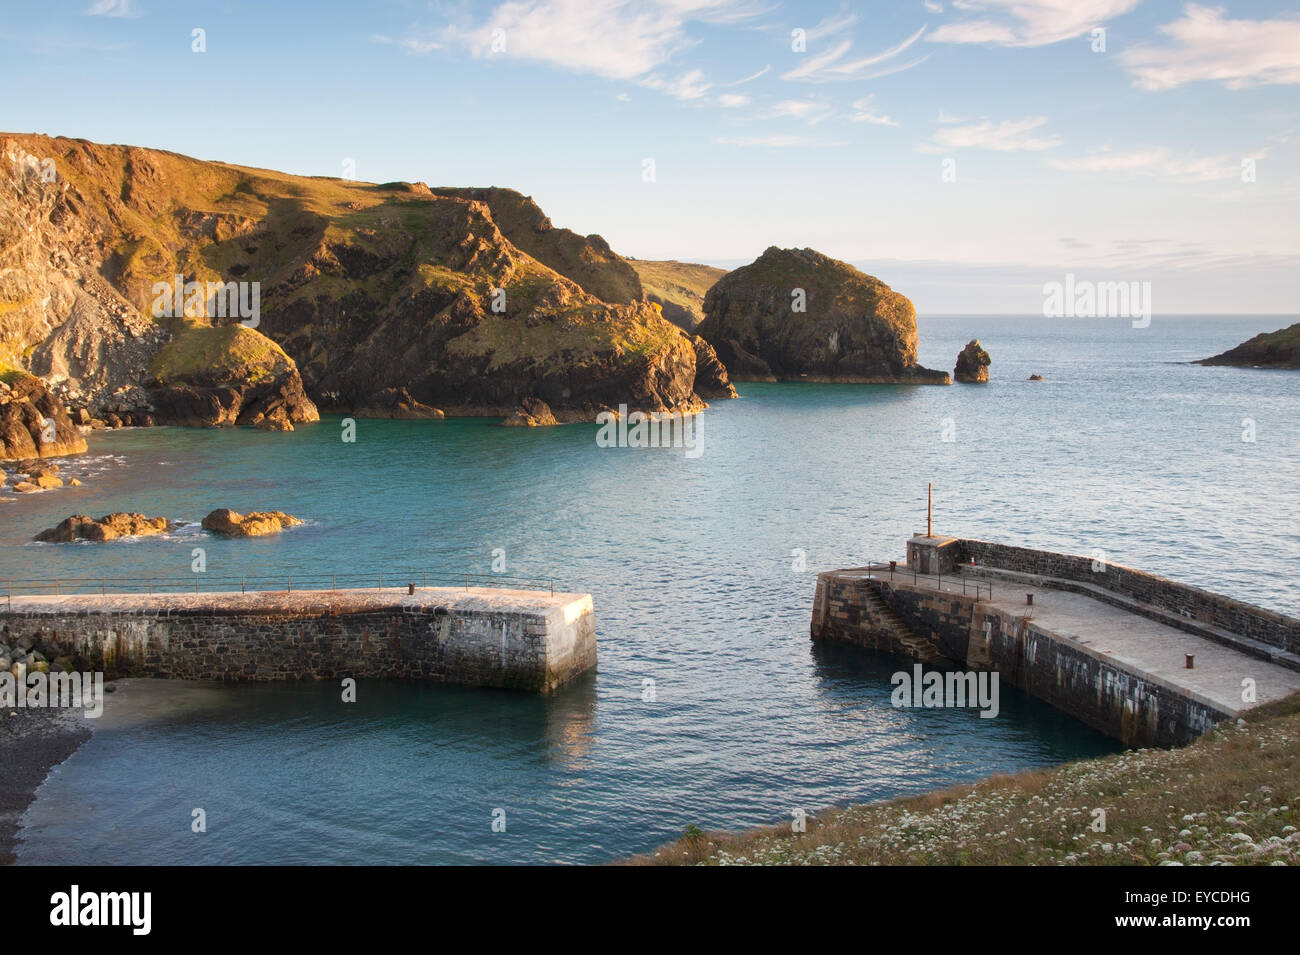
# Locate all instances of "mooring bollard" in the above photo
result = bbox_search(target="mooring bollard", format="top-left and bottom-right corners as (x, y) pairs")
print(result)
(408, 582), (415, 595)
(1026, 593), (1034, 606)
(1185, 654), (1195, 669)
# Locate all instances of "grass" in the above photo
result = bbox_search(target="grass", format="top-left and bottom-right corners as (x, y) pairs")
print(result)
(0, 362), (33, 385)
(149, 323), (290, 383)
(626, 692), (1300, 866)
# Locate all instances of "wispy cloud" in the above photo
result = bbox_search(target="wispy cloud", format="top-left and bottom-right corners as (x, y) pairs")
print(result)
(782, 23), (928, 82)
(713, 134), (837, 147)
(848, 96), (899, 126)
(929, 0), (1139, 47)
(86, 0), (139, 17)
(1047, 146), (1268, 183)
(438, 0), (760, 81)
(371, 33), (443, 54)
(716, 93), (750, 107)
(918, 115), (1060, 152)
(1121, 4), (1300, 91)
(641, 68), (713, 100)
(767, 98), (833, 122)
(722, 65), (770, 86)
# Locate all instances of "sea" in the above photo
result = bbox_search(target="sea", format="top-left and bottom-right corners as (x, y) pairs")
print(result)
(2, 314), (1296, 864)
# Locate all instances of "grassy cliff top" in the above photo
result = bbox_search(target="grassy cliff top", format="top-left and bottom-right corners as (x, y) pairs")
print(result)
(149, 323), (293, 383)
(628, 258), (727, 328)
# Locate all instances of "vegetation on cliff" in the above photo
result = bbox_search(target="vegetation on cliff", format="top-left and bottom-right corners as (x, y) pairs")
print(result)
(628, 258), (727, 331)
(630, 693), (1300, 866)
(1200, 322), (1300, 369)
(696, 247), (949, 384)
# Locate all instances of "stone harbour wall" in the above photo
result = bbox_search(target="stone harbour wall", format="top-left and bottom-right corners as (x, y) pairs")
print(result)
(0, 587), (597, 693)
(955, 538), (1300, 655)
(813, 572), (1232, 747)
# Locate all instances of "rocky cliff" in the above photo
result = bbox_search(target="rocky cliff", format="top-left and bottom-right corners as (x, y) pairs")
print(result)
(1200, 322), (1300, 369)
(0, 369), (86, 461)
(0, 134), (714, 429)
(696, 247), (949, 384)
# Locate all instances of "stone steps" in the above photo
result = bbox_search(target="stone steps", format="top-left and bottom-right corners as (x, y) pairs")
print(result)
(863, 588), (949, 665)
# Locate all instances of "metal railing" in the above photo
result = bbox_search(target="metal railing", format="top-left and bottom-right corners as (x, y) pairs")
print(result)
(2, 570), (560, 609)
(874, 560), (993, 601)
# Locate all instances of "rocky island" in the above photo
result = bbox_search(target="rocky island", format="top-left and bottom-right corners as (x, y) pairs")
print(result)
(1199, 321), (1300, 369)
(695, 247), (950, 384)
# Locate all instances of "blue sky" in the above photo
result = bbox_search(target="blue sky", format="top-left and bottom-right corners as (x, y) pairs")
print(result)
(2, 0), (1297, 313)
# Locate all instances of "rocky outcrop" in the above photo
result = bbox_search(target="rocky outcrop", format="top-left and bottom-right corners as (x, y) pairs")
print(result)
(146, 325), (318, 430)
(502, 396), (559, 427)
(35, 512), (171, 542)
(353, 387), (444, 419)
(1029, 373), (1044, 381)
(697, 247), (950, 384)
(1199, 322), (1300, 369)
(690, 336), (737, 398)
(954, 340), (991, 383)
(1, 134), (712, 426)
(0, 372), (87, 461)
(201, 508), (302, 537)
(432, 187), (644, 305)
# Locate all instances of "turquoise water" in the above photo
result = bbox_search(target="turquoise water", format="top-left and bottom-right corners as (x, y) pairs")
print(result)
(3, 315), (1298, 864)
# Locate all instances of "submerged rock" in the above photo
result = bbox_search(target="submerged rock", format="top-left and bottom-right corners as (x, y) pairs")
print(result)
(696, 247), (949, 384)
(35, 512), (172, 542)
(1029, 373), (1044, 381)
(502, 397), (559, 427)
(954, 340), (991, 383)
(201, 508), (302, 537)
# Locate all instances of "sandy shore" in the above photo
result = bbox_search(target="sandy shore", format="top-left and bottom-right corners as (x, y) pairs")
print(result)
(0, 704), (92, 864)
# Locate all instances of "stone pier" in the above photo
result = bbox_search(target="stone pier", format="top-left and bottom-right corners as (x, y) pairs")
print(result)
(0, 586), (597, 693)
(812, 535), (1300, 747)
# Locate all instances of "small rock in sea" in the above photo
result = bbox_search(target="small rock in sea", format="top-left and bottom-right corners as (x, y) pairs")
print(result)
(502, 397), (559, 427)
(954, 340), (991, 383)
(1029, 374), (1044, 381)
(201, 508), (303, 537)
(35, 513), (172, 542)
(69, 477), (83, 486)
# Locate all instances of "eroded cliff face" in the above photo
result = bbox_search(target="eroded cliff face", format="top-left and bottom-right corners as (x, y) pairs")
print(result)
(697, 247), (950, 384)
(0, 134), (712, 429)
(0, 137), (314, 430)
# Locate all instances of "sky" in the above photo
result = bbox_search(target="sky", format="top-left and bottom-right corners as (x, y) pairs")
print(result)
(2, 0), (1297, 313)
